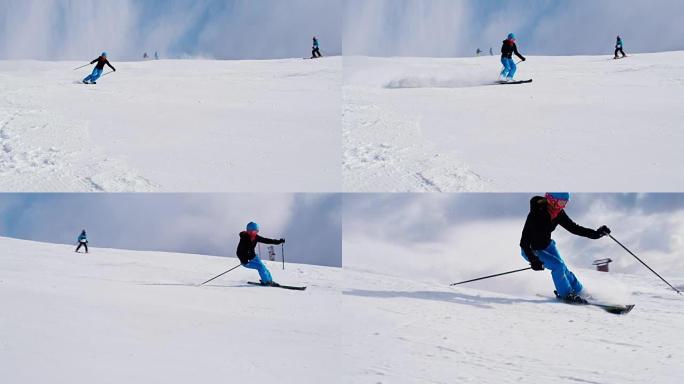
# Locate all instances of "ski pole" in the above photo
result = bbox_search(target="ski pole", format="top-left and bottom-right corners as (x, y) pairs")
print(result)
(101, 70), (115, 77)
(198, 263), (242, 286)
(282, 243), (285, 270)
(73, 63), (90, 70)
(450, 267), (532, 286)
(608, 234), (681, 295)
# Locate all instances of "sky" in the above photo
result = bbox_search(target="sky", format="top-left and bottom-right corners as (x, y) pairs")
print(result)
(343, 0), (684, 57)
(0, 193), (342, 267)
(0, 0), (342, 60)
(343, 193), (684, 293)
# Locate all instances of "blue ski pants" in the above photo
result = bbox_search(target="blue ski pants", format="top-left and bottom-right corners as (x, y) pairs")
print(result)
(520, 240), (583, 297)
(84, 67), (103, 83)
(500, 57), (517, 79)
(243, 255), (272, 283)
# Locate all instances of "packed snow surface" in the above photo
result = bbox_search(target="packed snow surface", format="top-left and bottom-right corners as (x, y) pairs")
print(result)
(0, 237), (342, 383)
(2, 237), (683, 383)
(0, 58), (341, 192)
(343, 52), (684, 192)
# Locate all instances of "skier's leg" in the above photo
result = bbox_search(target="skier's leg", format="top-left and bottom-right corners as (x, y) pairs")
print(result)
(91, 68), (103, 82)
(620, 48), (626, 57)
(75, 243), (82, 252)
(84, 243), (88, 253)
(244, 256), (273, 283)
(507, 60), (517, 80)
(533, 240), (576, 297)
(500, 57), (510, 78)
(83, 68), (96, 83)
(614, 48), (619, 58)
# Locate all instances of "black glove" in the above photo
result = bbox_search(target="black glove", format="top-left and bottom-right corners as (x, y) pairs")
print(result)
(529, 256), (544, 271)
(597, 225), (611, 237)
(521, 57), (526, 61)
(279, 238), (285, 244)
(113, 68), (117, 71)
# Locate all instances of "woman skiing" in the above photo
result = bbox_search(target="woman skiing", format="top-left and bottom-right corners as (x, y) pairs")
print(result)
(311, 36), (322, 58)
(236, 222), (285, 286)
(500, 33), (526, 81)
(614, 35), (627, 59)
(83, 52), (116, 84)
(75, 230), (88, 253)
(519, 193), (611, 303)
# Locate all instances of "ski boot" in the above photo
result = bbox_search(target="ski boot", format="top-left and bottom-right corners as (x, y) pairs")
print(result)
(260, 280), (280, 287)
(555, 290), (588, 305)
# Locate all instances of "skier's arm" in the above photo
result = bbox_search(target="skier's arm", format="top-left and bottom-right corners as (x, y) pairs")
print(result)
(519, 216), (539, 261)
(513, 44), (526, 61)
(557, 211), (601, 239)
(256, 235), (284, 245)
(105, 60), (116, 71)
(90, 59), (98, 64)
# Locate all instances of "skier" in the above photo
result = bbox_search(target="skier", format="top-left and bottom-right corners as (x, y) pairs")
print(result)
(519, 193), (611, 304)
(83, 52), (116, 84)
(476, 48), (482, 56)
(614, 35), (627, 59)
(311, 36), (322, 58)
(489, 47), (493, 56)
(500, 33), (526, 81)
(236, 222), (285, 286)
(154, 51), (159, 60)
(75, 230), (88, 253)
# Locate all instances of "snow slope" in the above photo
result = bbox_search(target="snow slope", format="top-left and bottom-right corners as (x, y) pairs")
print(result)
(0, 58), (341, 192)
(340, 266), (684, 384)
(344, 52), (684, 192)
(3, 236), (683, 383)
(0, 237), (342, 383)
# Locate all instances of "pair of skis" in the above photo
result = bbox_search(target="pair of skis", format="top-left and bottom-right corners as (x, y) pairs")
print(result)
(247, 281), (306, 291)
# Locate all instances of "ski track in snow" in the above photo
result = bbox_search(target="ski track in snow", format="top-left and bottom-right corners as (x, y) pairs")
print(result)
(343, 52), (684, 192)
(343, 88), (487, 192)
(0, 69), (155, 192)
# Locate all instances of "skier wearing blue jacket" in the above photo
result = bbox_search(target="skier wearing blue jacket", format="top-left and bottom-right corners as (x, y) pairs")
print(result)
(519, 193), (611, 304)
(75, 230), (88, 253)
(236, 222), (285, 286)
(500, 33), (526, 81)
(614, 36), (627, 59)
(311, 36), (322, 59)
(83, 52), (116, 84)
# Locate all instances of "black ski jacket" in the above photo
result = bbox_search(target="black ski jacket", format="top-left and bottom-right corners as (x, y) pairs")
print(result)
(236, 231), (283, 264)
(501, 39), (525, 61)
(520, 196), (601, 260)
(91, 56), (115, 71)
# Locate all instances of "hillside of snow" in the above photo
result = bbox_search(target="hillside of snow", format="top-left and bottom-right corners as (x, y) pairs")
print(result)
(0, 237), (342, 383)
(0, 57), (341, 192)
(2, 236), (683, 383)
(343, 51), (684, 192)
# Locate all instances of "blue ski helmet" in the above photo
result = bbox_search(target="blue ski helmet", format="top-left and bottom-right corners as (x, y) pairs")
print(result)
(246, 222), (260, 232)
(101, 51), (107, 57)
(545, 192), (570, 201)
(507, 33), (516, 40)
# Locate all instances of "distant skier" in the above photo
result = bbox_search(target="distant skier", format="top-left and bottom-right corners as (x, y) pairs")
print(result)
(489, 47), (493, 56)
(519, 193), (611, 304)
(311, 36), (322, 58)
(154, 51), (159, 60)
(83, 52), (116, 84)
(476, 48), (482, 56)
(236, 222), (285, 286)
(143, 52), (148, 59)
(614, 35), (627, 59)
(75, 230), (88, 253)
(500, 33), (526, 81)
